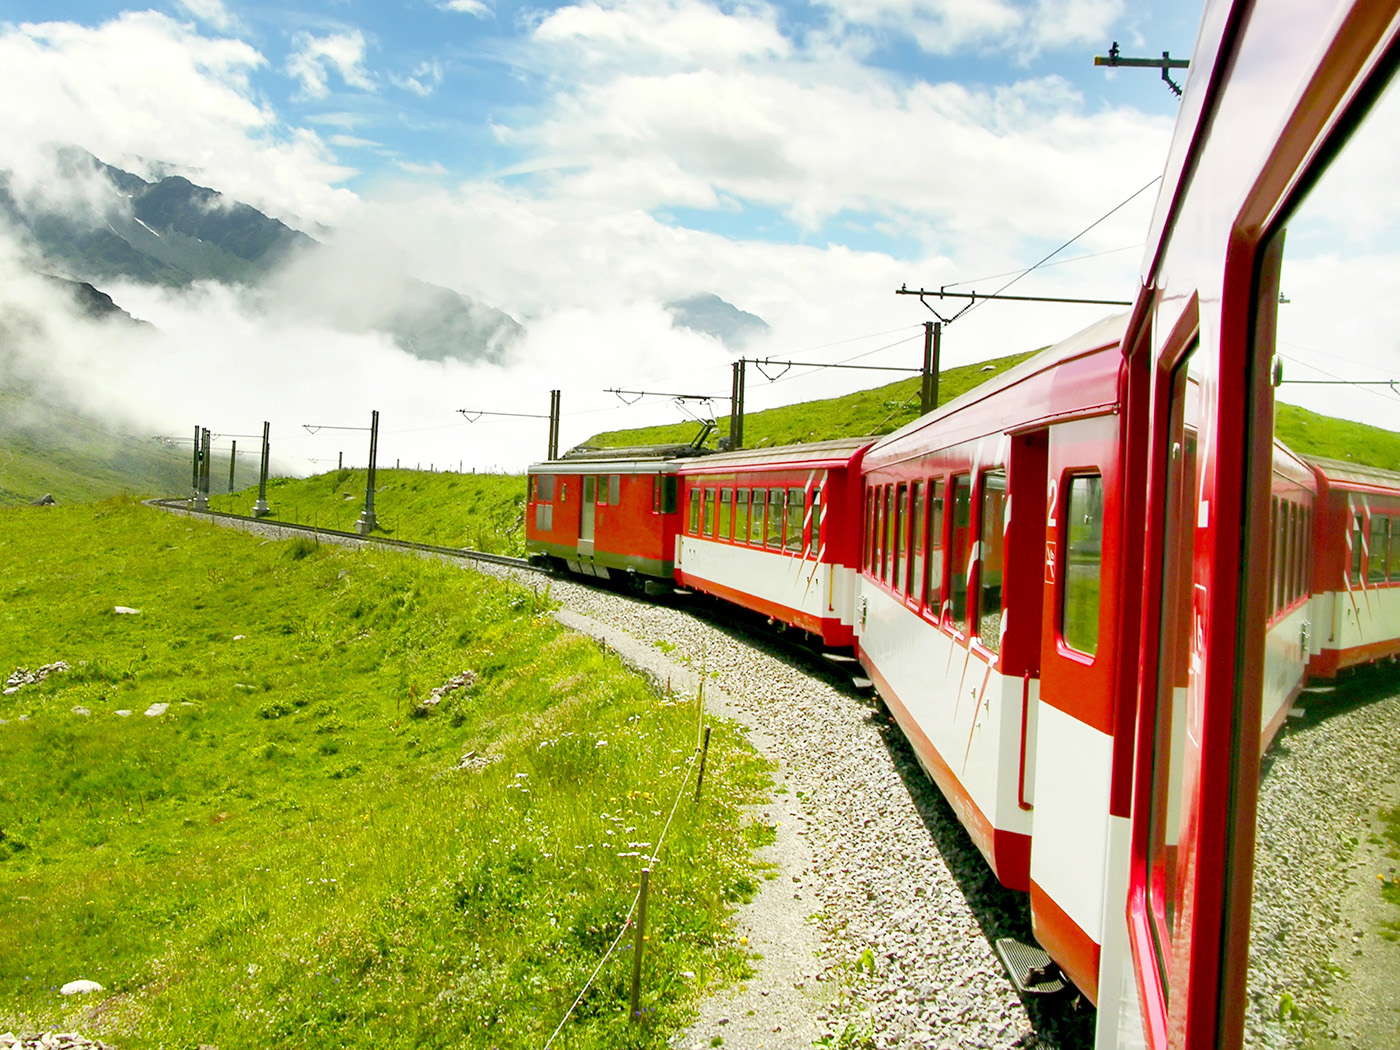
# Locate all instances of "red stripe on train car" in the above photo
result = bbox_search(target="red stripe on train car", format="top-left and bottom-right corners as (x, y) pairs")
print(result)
(1030, 878), (1101, 1006)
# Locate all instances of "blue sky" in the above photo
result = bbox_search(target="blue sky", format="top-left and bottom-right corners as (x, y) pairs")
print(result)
(0, 0), (1210, 469)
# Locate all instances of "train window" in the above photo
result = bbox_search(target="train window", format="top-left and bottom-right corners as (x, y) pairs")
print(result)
(786, 489), (805, 553)
(1146, 365), (1199, 1001)
(893, 483), (907, 589)
(718, 488), (733, 540)
(688, 488), (700, 534)
(883, 485), (896, 582)
(661, 476), (678, 514)
(1391, 517), (1400, 581)
(735, 488), (750, 542)
(540, 474), (556, 502)
(1370, 514), (1388, 585)
(949, 475), (971, 634)
(584, 475), (597, 506)
(979, 472), (1007, 652)
(706, 488), (720, 537)
(1288, 504), (1299, 607)
(1352, 513), (1364, 584)
(871, 487), (884, 575)
(609, 475), (621, 506)
(811, 488), (822, 555)
(910, 481), (925, 602)
(1270, 498), (1282, 615)
(926, 479), (946, 614)
(752, 488), (767, 544)
(1062, 474), (1104, 656)
(767, 488), (784, 547)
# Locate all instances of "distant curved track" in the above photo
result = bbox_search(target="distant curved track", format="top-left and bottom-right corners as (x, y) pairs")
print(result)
(144, 497), (536, 573)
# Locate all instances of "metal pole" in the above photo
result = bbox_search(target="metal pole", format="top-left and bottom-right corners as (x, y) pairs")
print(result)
(729, 359), (745, 450)
(228, 440), (237, 493)
(548, 389), (561, 460)
(357, 410), (379, 534)
(191, 424), (200, 501)
(629, 868), (650, 1021)
(920, 321), (941, 414)
(195, 428), (211, 510)
(253, 421), (271, 517)
(338, 450), (343, 470)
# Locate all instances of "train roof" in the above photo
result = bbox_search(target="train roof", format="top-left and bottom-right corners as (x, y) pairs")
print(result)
(528, 442), (711, 475)
(675, 435), (873, 473)
(864, 313), (1128, 466)
(1301, 454), (1400, 494)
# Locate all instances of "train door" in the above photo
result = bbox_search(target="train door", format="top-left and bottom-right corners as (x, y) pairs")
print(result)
(1125, 13), (1400, 1050)
(1027, 415), (1125, 1013)
(579, 474), (596, 555)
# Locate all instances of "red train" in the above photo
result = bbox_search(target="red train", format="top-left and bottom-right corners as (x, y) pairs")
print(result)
(527, 1), (1400, 1044)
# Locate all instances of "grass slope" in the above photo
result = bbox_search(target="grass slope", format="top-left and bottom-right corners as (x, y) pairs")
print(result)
(581, 349), (1042, 450)
(0, 390), (191, 508)
(209, 468), (528, 556)
(0, 500), (770, 1049)
(1275, 402), (1400, 472)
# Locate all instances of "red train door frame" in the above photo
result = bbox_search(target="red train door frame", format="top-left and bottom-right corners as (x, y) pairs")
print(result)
(1124, 6), (1400, 1048)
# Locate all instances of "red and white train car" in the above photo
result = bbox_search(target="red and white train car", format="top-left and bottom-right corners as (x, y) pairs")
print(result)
(1259, 442), (1320, 748)
(1118, 1), (1399, 1047)
(674, 438), (869, 647)
(525, 445), (699, 587)
(1303, 456), (1400, 677)
(855, 314), (1130, 995)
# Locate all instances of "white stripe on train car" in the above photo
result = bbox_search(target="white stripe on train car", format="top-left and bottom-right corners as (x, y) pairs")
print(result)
(679, 536), (858, 627)
(1028, 702), (1114, 946)
(860, 584), (1034, 842)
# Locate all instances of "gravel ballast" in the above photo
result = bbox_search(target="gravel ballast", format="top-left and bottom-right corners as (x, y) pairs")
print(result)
(143, 508), (1400, 1049)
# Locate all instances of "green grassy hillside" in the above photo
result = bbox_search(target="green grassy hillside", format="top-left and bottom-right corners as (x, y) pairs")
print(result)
(581, 348), (1041, 451)
(1275, 402), (1400, 472)
(209, 468), (528, 555)
(0, 500), (768, 1049)
(0, 390), (191, 507)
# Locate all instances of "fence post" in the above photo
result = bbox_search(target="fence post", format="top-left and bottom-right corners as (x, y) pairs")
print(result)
(694, 725), (712, 802)
(630, 868), (651, 1021)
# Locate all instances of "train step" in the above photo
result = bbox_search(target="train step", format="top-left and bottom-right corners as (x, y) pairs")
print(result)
(994, 937), (1068, 996)
(850, 676), (873, 689)
(821, 652), (859, 663)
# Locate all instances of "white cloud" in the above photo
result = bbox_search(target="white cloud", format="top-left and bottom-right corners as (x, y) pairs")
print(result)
(0, 13), (357, 227)
(174, 0), (240, 34)
(436, 0), (494, 16)
(501, 61), (1170, 256)
(393, 59), (445, 97)
(533, 0), (791, 67)
(814, 0), (1124, 56)
(285, 29), (376, 100)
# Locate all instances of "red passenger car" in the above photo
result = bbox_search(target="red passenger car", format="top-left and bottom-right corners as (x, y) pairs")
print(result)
(674, 438), (870, 647)
(526, 445), (703, 589)
(856, 314), (1130, 996)
(1303, 456), (1400, 677)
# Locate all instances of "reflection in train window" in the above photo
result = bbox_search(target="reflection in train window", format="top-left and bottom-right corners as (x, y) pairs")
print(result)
(1369, 514), (1388, 585)
(1352, 513), (1364, 584)
(1249, 64), (1400, 1045)
(767, 488), (785, 548)
(786, 489), (805, 553)
(735, 488), (750, 542)
(894, 483), (907, 590)
(701, 488), (715, 537)
(950, 475), (971, 634)
(979, 472), (1007, 652)
(688, 487), (700, 534)
(718, 488), (733, 540)
(910, 481), (925, 602)
(752, 488), (768, 545)
(1062, 474), (1104, 656)
(926, 480), (946, 614)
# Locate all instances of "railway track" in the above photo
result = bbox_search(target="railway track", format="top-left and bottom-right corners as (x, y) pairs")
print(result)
(145, 497), (535, 572)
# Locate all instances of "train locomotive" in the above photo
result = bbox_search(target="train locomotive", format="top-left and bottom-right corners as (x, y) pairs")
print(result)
(526, 0), (1400, 1044)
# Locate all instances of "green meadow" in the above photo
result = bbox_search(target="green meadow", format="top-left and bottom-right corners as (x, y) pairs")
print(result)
(0, 500), (771, 1049)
